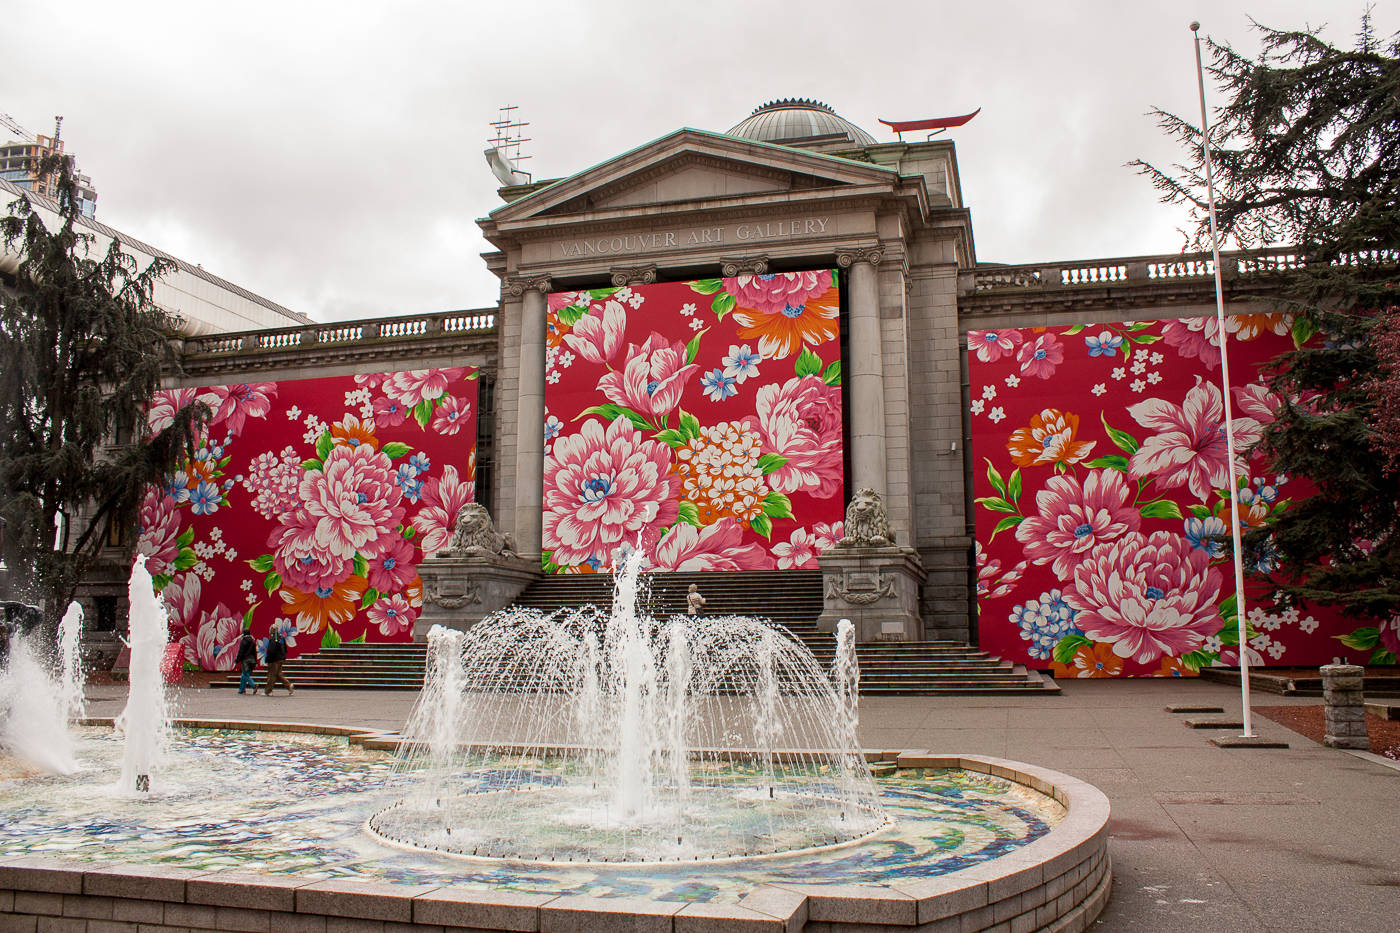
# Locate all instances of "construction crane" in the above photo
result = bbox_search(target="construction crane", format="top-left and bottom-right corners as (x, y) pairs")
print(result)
(0, 113), (36, 143)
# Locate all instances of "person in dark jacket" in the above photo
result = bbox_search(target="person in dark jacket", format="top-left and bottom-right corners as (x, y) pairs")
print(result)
(264, 624), (294, 696)
(234, 629), (257, 694)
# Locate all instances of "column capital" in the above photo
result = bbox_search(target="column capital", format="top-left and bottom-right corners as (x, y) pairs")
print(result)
(835, 246), (884, 268)
(609, 264), (657, 287)
(719, 255), (769, 277)
(505, 273), (553, 297)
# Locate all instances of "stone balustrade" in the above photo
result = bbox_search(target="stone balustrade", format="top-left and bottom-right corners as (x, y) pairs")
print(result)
(183, 311), (496, 357)
(957, 247), (1315, 296)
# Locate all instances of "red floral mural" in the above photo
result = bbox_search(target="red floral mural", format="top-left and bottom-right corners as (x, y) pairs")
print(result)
(137, 369), (477, 669)
(541, 272), (846, 573)
(968, 315), (1389, 678)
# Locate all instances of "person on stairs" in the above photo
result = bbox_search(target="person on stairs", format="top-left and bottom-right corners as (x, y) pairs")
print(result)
(234, 628), (258, 694)
(264, 624), (294, 696)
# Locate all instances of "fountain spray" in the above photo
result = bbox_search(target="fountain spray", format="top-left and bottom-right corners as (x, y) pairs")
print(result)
(57, 601), (86, 723)
(115, 555), (171, 793)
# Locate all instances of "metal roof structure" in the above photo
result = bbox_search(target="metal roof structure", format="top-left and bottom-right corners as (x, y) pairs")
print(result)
(726, 99), (877, 148)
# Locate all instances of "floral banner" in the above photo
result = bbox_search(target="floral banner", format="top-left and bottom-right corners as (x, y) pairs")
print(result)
(541, 272), (845, 573)
(968, 315), (1380, 678)
(137, 369), (477, 670)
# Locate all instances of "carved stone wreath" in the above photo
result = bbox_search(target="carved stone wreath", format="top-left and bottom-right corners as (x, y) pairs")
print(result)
(824, 573), (898, 604)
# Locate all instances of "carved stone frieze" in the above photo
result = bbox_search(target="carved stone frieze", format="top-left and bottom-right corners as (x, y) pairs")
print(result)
(719, 256), (769, 277)
(609, 264), (658, 287)
(505, 274), (554, 297)
(421, 575), (483, 610)
(824, 572), (899, 604)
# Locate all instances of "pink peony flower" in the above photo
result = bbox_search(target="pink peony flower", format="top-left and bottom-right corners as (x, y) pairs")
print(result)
(413, 464), (475, 554)
(812, 521), (844, 550)
(355, 372), (386, 389)
(724, 270), (833, 315)
(162, 575), (202, 641)
(548, 291), (591, 313)
(1379, 616), (1400, 656)
(135, 490), (182, 579)
(382, 369), (466, 408)
(1016, 334), (1064, 379)
(1128, 377), (1230, 501)
(598, 333), (700, 421)
(652, 518), (775, 571)
(772, 527), (822, 569)
(431, 394), (472, 435)
(367, 535), (417, 592)
(373, 395), (410, 428)
(755, 375), (844, 498)
(298, 445), (406, 561)
(185, 602), (242, 670)
(147, 388), (198, 435)
(543, 415), (680, 566)
(968, 330), (1025, 363)
(975, 542), (1027, 600)
(368, 592), (417, 637)
(197, 383), (277, 436)
(562, 300), (626, 365)
(1233, 383), (1282, 423)
(1066, 531), (1224, 663)
(269, 507), (352, 593)
(1015, 470), (1141, 578)
(1162, 318), (1220, 368)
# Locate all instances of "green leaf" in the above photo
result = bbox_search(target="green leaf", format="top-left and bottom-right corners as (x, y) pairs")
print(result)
(588, 287), (619, 300)
(173, 547), (198, 572)
(684, 327), (708, 364)
(690, 278), (724, 295)
(316, 430), (334, 461)
(1178, 650), (1213, 673)
(243, 606), (256, 627)
(1052, 634), (1093, 664)
(988, 514), (1025, 542)
(749, 514), (773, 539)
(300, 458), (322, 471)
(677, 500), (702, 527)
(555, 302), (588, 327)
(1127, 333), (1163, 344)
(381, 441), (411, 459)
(1100, 414), (1140, 454)
(412, 399), (433, 429)
(353, 554), (369, 578)
(678, 409), (702, 441)
(1188, 503), (1213, 519)
(1139, 499), (1184, 519)
(757, 452), (790, 474)
(711, 291), (736, 319)
(1062, 324), (1087, 336)
(1291, 315), (1318, 348)
(176, 527), (194, 548)
(263, 572), (281, 595)
(822, 360), (842, 386)
(577, 404), (653, 431)
(151, 573), (172, 592)
(794, 347), (824, 378)
(1336, 627), (1380, 650)
(1124, 321), (1156, 331)
(1371, 648), (1398, 665)
(974, 496), (1017, 514)
(348, 632), (367, 644)
(1007, 468), (1022, 503)
(361, 587), (380, 610)
(1219, 592), (1239, 623)
(985, 459), (1007, 497)
(321, 627), (342, 650)
(247, 553), (275, 574)
(654, 429), (686, 448)
(1084, 455), (1131, 472)
(762, 491), (794, 519)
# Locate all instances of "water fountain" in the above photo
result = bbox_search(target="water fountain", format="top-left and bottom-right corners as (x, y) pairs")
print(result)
(0, 601), (86, 775)
(114, 554), (171, 793)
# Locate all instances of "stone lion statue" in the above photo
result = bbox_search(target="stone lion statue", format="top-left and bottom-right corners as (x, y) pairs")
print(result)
(835, 487), (894, 548)
(442, 503), (518, 557)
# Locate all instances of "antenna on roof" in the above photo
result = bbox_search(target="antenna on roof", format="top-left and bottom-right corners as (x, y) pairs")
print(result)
(53, 116), (63, 141)
(486, 105), (532, 186)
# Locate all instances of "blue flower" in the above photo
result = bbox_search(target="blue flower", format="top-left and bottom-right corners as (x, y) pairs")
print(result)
(1010, 590), (1080, 660)
(700, 368), (739, 402)
(1183, 516), (1228, 558)
(162, 472), (190, 503)
(395, 465), (424, 502)
(1085, 331), (1124, 357)
(408, 453), (431, 474)
(544, 414), (563, 441)
(722, 344), (762, 384)
(189, 481), (222, 515)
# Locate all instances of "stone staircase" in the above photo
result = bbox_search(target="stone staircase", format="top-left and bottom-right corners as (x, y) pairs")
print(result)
(213, 570), (1057, 694)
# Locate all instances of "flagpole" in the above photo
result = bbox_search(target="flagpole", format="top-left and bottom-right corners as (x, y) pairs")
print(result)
(1192, 21), (1254, 737)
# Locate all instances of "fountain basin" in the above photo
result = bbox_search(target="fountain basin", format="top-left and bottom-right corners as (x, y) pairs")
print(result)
(0, 719), (1110, 933)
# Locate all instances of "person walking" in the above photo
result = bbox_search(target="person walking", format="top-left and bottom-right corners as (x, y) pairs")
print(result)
(234, 628), (257, 694)
(263, 624), (294, 696)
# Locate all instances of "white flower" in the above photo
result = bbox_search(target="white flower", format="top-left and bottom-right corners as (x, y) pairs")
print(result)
(1147, 372), (1163, 384)
(1298, 615), (1319, 634)
(360, 403), (375, 422)
(1112, 367), (1126, 380)
(1204, 635), (1224, 653)
(546, 370), (561, 384)
(1281, 607), (1301, 624)
(1266, 641), (1287, 660)
(1091, 383), (1107, 396)
(1135, 348), (1149, 361)
(286, 405), (302, 421)
(970, 399), (986, 415)
(722, 344), (762, 383)
(625, 289), (645, 309)
(680, 303), (697, 317)
(240, 579), (253, 591)
(1150, 352), (1164, 365)
(1131, 360), (1147, 375)
(209, 527), (223, 541)
(988, 407), (1006, 424)
(559, 351), (576, 369)
(1005, 375), (1021, 388)
(224, 547), (237, 561)
(982, 385), (997, 400)
(1249, 633), (1272, 650)
(1130, 379), (1146, 392)
(689, 318), (704, 331)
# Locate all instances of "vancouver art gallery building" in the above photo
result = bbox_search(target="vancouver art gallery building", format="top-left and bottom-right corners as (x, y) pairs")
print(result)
(117, 100), (1364, 681)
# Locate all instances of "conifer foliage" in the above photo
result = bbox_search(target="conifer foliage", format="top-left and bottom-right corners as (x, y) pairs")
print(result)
(0, 154), (204, 616)
(1133, 17), (1400, 623)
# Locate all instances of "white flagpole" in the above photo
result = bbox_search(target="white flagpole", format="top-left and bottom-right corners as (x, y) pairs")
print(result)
(1192, 21), (1254, 737)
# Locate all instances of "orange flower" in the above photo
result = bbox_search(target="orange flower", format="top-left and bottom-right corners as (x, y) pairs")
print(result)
(546, 311), (568, 349)
(405, 575), (423, 609)
(1006, 409), (1096, 467)
(732, 290), (840, 360)
(1154, 656), (1193, 678)
(1052, 642), (1124, 679)
(280, 575), (366, 635)
(1226, 313), (1289, 341)
(331, 414), (379, 452)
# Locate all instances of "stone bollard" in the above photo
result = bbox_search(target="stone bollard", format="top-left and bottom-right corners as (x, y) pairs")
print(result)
(1320, 664), (1369, 749)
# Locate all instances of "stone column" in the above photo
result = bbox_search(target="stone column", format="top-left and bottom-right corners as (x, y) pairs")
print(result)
(506, 273), (552, 562)
(1321, 663), (1369, 749)
(838, 248), (887, 497)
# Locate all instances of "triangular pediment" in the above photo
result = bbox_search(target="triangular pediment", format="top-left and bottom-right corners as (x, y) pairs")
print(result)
(488, 129), (898, 225)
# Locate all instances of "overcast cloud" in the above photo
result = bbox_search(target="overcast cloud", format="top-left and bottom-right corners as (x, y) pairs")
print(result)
(3, 1), (1388, 323)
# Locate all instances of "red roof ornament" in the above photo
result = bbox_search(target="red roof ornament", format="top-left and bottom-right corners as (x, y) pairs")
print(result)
(878, 109), (981, 140)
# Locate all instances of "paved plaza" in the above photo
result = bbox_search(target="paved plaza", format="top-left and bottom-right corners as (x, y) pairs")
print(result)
(80, 678), (1400, 933)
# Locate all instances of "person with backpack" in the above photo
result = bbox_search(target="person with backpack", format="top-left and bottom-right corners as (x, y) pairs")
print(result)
(234, 628), (258, 694)
(264, 624), (294, 696)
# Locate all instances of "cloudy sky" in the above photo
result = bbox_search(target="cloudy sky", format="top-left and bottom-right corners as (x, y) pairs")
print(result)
(5, 1), (1387, 323)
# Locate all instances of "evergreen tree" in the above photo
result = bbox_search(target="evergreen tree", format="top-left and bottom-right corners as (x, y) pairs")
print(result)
(1132, 16), (1400, 630)
(0, 153), (205, 617)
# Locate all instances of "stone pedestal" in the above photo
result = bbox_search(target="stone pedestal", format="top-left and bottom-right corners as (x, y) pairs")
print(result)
(816, 548), (926, 643)
(414, 555), (541, 641)
(1321, 663), (1369, 750)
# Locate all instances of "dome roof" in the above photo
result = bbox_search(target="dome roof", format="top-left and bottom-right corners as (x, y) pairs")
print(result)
(726, 99), (876, 148)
